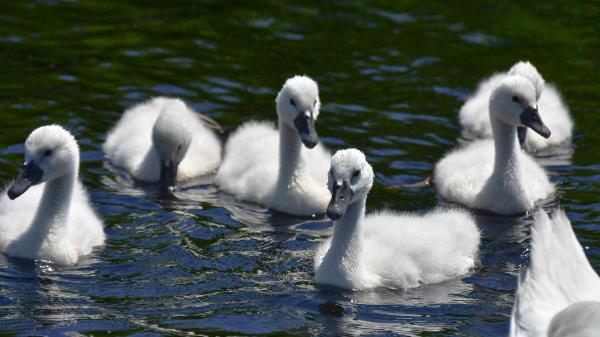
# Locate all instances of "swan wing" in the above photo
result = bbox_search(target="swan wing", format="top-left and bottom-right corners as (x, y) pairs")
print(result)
(510, 209), (600, 337)
(215, 121), (279, 204)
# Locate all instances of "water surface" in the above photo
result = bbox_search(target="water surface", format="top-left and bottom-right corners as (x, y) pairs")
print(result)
(1, 1), (599, 336)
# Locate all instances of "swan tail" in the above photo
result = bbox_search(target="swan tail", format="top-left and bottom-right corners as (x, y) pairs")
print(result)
(509, 209), (600, 337)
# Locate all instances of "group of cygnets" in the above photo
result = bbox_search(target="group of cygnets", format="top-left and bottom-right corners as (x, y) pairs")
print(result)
(0, 61), (597, 336)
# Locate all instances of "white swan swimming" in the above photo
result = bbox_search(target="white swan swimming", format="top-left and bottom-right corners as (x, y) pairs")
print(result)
(0, 125), (105, 265)
(509, 209), (600, 337)
(435, 75), (555, 215)
(459, 61), (572, 152)
(314, 149), (480, 290)
(103, 97), (222, 189)
(215, 75), (331, 217)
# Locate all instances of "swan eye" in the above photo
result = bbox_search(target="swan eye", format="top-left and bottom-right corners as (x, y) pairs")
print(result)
(176, 145), (182, 152)
(512, 95), (520, 103)
(352, 169), (361, 179)
(314, 99), (317, 107)
(43, 149), (53, 157)
(290, 98), (296, 107)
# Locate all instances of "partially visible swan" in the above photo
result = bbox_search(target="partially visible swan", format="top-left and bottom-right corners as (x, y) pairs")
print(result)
(509, 209), (600, 337)
(459, 61), (572, 152)
(103, 97), (222, 189)
(215, 75), (331, 217)
(0, 125), (105, 265)
(314, 149), (480, 290)
(435, 75), (555, 215)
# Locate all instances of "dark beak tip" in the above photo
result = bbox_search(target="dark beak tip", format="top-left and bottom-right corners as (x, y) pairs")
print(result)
(326, 210), (342, 220)
(7, 191), (18, 200)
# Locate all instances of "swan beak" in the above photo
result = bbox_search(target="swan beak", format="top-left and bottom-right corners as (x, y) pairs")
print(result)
(294, 110), (319, 149)
(326, 182), (353, 220)
(159, 161), (178, 190)
(7, 161), (43, 200)
(517, 126), (527, 145)
(520, 106), (551, 139)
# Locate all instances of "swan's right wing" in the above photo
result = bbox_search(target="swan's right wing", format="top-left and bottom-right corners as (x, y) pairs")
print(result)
(215, 121), (279, 203)
(433, 140), (494, 207)
(509, 209), (600, 337)
(103, 98), (162, 174)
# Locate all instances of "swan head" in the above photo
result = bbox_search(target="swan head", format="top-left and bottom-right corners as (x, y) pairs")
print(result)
(276, 75), (321, 148)
(8, 125), (79, 200)
(489, 75), (551, 139)
(152, 99), (193, 190)
(326, 149), (374, 220)
(508, 61), (545, 100)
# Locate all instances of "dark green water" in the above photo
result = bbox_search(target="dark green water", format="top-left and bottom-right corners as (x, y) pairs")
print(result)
(1, 1), (599, 336)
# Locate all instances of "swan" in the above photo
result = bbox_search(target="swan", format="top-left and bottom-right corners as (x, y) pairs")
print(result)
(0, 125), (105, 265)
(459, 61), (572, 152)
(434, 75), (555, 215)
(509, 209), (600, 337)
(103, 97), (222, 189)
(314, 149), (480, 290)
(215, 75), (331, 217)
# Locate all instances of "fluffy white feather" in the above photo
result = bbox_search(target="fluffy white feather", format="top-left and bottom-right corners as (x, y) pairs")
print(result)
(314, 149), (480, 290)
(103, 97), (222, 183)
(435, 76), (555, 215)
(0, 125), (105, 265)
(509, 209), (600, 337)
(215, 76), (331, 216)
(459, 61), (572, 152)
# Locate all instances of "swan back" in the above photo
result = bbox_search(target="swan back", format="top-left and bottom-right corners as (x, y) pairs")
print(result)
(508, 61), (545, 99)
(509, 209), (600, 337)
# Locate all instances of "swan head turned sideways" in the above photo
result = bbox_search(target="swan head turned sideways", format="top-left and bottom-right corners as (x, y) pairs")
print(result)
(326, 149), (373, 220)
(489, 75), (551, 139)
(276, 75), (321, 148)
(508, 61), (545, 100)
(152, 99), (193, 189)
(8, 125), (79, 200)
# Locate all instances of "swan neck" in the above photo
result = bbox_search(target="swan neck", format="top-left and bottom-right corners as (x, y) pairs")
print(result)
(324, 198), (366, 266)
(490, 116), (520, 175)
(27, 170), (77, 245)
(277, 120), (303, 188)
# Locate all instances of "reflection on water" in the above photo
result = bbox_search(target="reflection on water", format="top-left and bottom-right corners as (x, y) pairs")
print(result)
(1, 1), (599, 336)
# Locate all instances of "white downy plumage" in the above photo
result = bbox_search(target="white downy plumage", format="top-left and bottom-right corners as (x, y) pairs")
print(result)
(314, 149), (480, 290)
(103, 97), (222, 186)
(459, 61), (572, 152)
(0, 125), (105, 265)
(215, 75), (331, 217)
(510, 209), (600, 337)
(435, 75), (554, 215)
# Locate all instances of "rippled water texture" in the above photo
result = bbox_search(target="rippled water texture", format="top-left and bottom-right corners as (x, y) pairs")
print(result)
(1, 1), (599, 336)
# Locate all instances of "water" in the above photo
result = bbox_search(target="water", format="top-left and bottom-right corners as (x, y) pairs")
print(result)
(1, 1), (599, 336)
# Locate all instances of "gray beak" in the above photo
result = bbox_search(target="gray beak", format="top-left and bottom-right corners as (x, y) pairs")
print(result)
(294, 110), (319, 148)
(517, 126), (527, 145)
(520, 106), (551, 139)
(8, 161), (43, 200)
(326, 182), (353, 220)
(159, 161), (178, 190)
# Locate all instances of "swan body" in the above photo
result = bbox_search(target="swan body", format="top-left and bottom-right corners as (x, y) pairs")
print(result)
(314, 149), (480, 290)
(0, 125), (105, 265)
(103, 97), (222, 188)
(459, 61), (572, 152)
(435, 76), (555, 215)
(215, 75), (331, 216)
(509, 209), (600, 337)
